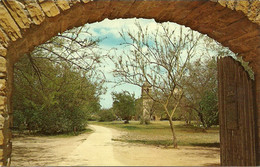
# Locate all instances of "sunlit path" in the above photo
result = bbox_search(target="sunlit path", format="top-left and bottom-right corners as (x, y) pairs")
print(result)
(57, 124), (220, 166)
(57, 125), (124, 166)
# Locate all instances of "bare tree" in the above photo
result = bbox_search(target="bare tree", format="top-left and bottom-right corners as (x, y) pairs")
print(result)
(27, 25), (107, 88)
(111, 22), (202, 148)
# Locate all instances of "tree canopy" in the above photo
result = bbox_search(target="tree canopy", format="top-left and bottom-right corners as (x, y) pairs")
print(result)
(112, 91), (136, 124)
(13, 26), (104, 135)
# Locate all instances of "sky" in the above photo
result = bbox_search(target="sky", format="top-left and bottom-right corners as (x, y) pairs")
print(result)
(81, 18), (217, 109)
(87, 19), (160, 109)
(82, 18), (179, 109)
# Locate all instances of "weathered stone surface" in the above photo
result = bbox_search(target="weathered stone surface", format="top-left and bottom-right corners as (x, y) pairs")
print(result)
(0, 45), (7, 57)
(0, 29), (9, 48)
(248, 1), (260, 25)
(56, 0), (70, 11)
(0, 80), (6, 92)
(2, 0), (31, 29)
(0, 73), (6, 79)
(0, 91), (5, 97)
(39, 0), (60, 17)
(236, 1), (250, 15)
(82, 0), (92, 3)
(0, 128), (11, 146)
(226, 0), (235, 10)
(217, 0), (227, 7)
(0, 149), (3, 160)
(24, 0), (45, 25)
(0, 4), (22, 41)
(71, 0), (81, 4)
(0, 57), (6, 73)
(214, 0), (260, 25)
(0, 96), (6, 107)
(0, 105), (7, 115)
(0, 115), (5, 130)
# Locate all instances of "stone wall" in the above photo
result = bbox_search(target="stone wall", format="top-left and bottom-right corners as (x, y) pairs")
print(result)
(217, 0), (259, 25)
(0, 0), (259, 166)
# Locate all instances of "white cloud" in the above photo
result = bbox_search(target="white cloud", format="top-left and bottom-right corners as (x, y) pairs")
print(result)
(82, 18), (209, 109)
(87, 18), (166, 39)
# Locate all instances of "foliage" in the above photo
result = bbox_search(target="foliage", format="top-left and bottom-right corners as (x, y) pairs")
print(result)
(111, 22), (203, 147)
(13, 56), (101, 134)
(13, 26), (104, 135)
(199, 90), (218, 128)
(98, 109), (117, 122)
(181, 57), (218, 128)
(112, 91), (136, 124)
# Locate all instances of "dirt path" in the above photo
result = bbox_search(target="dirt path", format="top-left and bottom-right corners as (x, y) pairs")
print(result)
(57, 125), (124, 166)
(12, 125), (220, 166)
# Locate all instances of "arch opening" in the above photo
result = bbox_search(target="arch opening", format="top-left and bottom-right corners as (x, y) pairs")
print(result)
(0, 1), (259, 166)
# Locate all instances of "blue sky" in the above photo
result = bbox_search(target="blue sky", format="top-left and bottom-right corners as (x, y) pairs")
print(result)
(84, 19), (158, 109)
(84, 18), (201, 109)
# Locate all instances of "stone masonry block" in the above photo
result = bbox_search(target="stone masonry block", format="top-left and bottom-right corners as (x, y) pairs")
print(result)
(226, 0), (236, 10)
(0, 45), (7, 57)
(82, 0), (93, 3)
(0, 115), (5, 130)
(235, 1), (250, 15)
(71, 0), (81, 4)
(0, 28), (10, 48)
(0, 96), (6, 107)
(39, 0), (60, 17)
(0, 73), (6, 79)
(0, 80), (6, 92)
(0, 57), (6, 73)
(0, 4), (22, 41)
(24, 1), (45, 25)
(217, 0), (227, 7)
(0, 127), (11, 146)
(0, 105), (7, 115)
(2, 0), (31, 29)
(56, 0), (70, 11)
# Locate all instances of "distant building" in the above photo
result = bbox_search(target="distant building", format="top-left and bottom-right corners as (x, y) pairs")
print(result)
(141, 82), (153, 124)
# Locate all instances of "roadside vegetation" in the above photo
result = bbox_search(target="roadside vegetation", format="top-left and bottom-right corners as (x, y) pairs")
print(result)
(13, 19), (250, 146)
(92, 121), (219, 148)
(13, 25), (104, 136)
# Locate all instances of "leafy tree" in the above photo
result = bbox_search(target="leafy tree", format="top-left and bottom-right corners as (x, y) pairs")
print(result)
(112, 91), (136, 124)
(13, 25), (104, 135)
(111, 22), (202, 147)
(199, 90), (218, 128)
(13, 56), (101, 134)
(13, 57), (100, 134)
(98, 109), (116, 122)
(134, 98), (143, 121)
(182, 57), (218, 129)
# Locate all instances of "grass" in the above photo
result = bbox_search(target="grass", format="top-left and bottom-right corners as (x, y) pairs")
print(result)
(91, 121), (220, 148)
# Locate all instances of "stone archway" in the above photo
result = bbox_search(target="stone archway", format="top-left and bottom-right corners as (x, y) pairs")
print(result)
(0, 0), (259, 166)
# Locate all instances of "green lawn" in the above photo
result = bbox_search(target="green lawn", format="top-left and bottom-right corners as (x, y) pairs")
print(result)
(90, 121), (220, 148)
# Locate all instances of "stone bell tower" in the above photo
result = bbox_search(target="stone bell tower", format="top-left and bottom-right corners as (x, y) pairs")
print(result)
(141, 82), (153, 124)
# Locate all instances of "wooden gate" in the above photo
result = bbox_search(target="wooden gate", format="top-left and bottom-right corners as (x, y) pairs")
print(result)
(218, 57), (256, 166)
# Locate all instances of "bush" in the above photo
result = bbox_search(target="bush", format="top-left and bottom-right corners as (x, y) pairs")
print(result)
(98, 109), (116, 122)
(13, 56), (100, 135)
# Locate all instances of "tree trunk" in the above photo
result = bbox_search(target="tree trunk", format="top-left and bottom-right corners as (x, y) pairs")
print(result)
(198, 112), (206, 128)
(168, 118), (177, 148)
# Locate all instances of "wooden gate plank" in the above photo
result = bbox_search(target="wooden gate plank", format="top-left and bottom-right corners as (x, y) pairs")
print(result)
(218, 56), (256, 166)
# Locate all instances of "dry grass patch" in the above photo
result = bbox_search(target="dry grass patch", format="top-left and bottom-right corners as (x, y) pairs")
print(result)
(91, 121), (219, 148)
